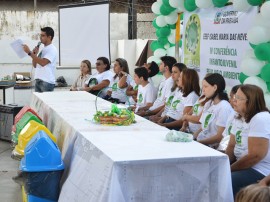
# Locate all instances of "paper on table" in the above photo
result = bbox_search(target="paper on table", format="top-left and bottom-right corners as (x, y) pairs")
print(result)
(10, 39), (27, 58)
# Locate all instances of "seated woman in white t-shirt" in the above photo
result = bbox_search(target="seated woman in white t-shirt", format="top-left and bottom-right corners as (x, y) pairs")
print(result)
(133, 67), (156, 113)
(225, 84), (270, 197)
(83, 57), (113, 97)
(149, 63), (187, 123)
(194, 73), (233, 148)
(105, 58), (133, 103)
(217, 84), (241, 151)
(70, 60), (91, 91)
(180, 94), (209, 134)
(157, 68), (200, 131)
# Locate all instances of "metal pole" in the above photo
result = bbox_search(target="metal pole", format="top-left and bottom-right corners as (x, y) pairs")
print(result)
(128, 0), (137, 39)
(175, 13), (182, 62)
(34, 0), (37, 11)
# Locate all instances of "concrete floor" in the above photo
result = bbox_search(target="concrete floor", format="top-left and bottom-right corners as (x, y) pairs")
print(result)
(0, 140), (22, 202)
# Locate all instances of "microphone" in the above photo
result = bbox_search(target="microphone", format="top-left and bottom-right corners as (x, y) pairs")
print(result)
(36, 41), (41, 48)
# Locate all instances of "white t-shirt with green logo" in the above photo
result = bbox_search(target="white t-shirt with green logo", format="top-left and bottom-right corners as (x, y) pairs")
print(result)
(149, 76), (174, 111)
(188, 99), (204, 133)
(217, 111), (237, 151)
(110, 74), (133, 103)
(166, 91), (199, 120)
(197, 100), (233, 148)
(161, 87), (178, 117)
(135, 83), (156, 112)
(85, 70), (114, 97)
(231, 111), (270, 176)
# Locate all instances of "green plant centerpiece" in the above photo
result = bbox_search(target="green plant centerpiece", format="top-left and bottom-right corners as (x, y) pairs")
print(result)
(93, 104), (135, 126)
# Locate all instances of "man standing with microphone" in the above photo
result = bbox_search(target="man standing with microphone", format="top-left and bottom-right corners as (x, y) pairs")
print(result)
(23, 27), (57, 92)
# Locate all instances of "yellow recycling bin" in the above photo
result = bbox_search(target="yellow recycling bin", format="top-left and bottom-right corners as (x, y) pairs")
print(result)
(15, 120), (57, 156)
(22, 186), (28, 202)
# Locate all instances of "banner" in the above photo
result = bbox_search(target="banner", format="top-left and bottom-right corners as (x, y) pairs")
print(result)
(183, 6), (257, 88)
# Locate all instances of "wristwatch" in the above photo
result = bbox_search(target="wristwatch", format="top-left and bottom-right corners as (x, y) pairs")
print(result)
(28, 51), (32, 56)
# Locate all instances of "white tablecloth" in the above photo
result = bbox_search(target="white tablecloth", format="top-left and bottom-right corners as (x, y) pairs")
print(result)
(30, 91), (233, 202)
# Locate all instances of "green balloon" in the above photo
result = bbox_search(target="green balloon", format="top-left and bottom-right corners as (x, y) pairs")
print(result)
(152, 19), (160, 29)
(156, 29), (161, 38)
(261, 63), (270, 82)
(170, 24), (176, 29)
(179, 40), (182, 48)
(159, 26), (171, 37)
(267, 82), (270, 92)
(213, 0), (229, 7)
(162, 0), (170, 7)
(247, 0), (263, 6)
(184, 0), (197, 12)
(169, 42), (175, 47)
(249, 43), (257, 49)
(158, 37), (169, 46)
(254, 43), (270, 62)
(160, 4), (175, 16)
(180, 13), (184, 20)
(150, 40), (163, 51)
(239, 72), (249, 84)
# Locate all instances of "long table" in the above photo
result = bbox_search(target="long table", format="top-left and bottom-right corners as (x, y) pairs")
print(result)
(30, 91), (233, 202)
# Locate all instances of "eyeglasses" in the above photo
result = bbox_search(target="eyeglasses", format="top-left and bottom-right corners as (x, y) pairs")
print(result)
(233, 95), (248, 101)
(39, 34), (46, 37)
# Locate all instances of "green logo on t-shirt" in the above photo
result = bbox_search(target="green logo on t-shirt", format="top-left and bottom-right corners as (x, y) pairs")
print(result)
(193, 103), (199, 114)
(204, 114), (212, 128)
(88, 78), (98, 87)
(134, 85), (138, 91)
(112, 83), (117, 91)
(236, 130), (242, 145)
(158, 87), (163, 97)
(228, 125), (232, 135)
(138, 93), (143, 103)
(172, 100), (180, 110)
(166, 96), (174, 106)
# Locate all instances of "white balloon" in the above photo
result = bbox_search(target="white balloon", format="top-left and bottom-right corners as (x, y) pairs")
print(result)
(166, 46), (182, 57)
(243, 49), (256, 59)
(264, 93), (270, 109)
(169, 0), (185, 10)
(164, 43), (170, 49)
(243, 76), (267, 93)
(147, 56), (161, 64)
(195, 0), (213, 8)
(261, 1), (270, 20)
(233, 0), (252, 12)
(247, 26), (270, 45)
(165, 12), (178, 25)
(168, 33), (176, 44)
(157, 0), (163, 3)
(253, 13), (270, 28)
(154, 48), (167, 57)
(156, 15), (167, 28)
(151, 2), (161, 15)
(240, 58), (265, 76)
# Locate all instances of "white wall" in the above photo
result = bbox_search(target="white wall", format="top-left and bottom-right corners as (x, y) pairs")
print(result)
(0, 10), (154, 83)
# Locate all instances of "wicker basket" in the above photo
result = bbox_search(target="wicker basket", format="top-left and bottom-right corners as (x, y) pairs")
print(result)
(93, 87), (135, 126)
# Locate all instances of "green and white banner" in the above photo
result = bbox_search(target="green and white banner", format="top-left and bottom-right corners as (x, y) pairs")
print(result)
(183, 5), (257, 87)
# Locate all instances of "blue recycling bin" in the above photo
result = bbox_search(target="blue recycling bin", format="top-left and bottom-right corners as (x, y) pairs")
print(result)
(20, 130), (64, 202)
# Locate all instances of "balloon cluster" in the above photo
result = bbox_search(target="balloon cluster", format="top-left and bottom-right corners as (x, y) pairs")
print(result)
(240, 1), (270, 107)
(148, 0), (186, 64)
(149, 0), (270, 107)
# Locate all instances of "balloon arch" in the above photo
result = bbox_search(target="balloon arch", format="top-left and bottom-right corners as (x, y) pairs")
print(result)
(149, 0), (270, 108)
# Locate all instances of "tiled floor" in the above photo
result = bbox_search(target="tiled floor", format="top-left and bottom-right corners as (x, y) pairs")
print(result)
(0, 140), (22, 202)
